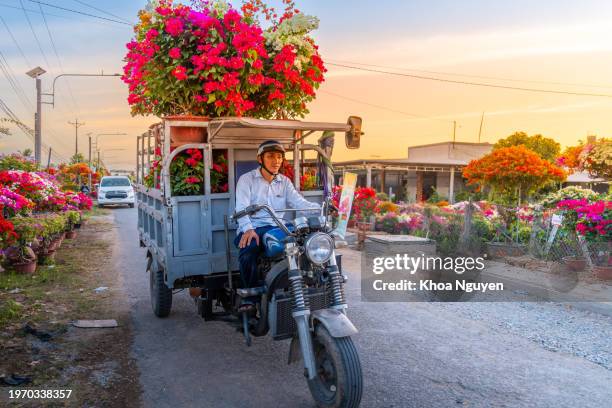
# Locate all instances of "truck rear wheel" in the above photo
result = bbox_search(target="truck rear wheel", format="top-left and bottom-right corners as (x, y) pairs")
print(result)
(149, 260), (172, 317)
(308, 326), (363, 408)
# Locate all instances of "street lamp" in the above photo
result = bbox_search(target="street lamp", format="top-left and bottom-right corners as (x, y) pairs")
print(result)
(25, 70), (121, 165)
(25, 66), (46, 165)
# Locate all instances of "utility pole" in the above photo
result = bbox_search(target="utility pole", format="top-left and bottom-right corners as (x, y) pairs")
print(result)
(478, 112), (485, 143)
(26, 67), (46, 165)
(87, 133), (93, 190)
(46, 147), (52, 169)
(68, 119), (85, 158)
(87, 133), (92, 166)
(453, 120), (457, 145)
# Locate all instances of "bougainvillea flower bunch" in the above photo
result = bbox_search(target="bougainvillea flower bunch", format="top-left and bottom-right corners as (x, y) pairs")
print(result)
(463, 145), (566, 201)
(123, 0), (325, 119)
(352, 187), (379, 221)
(64, 192), (93, 211)
(0, 214), (18, 247)
(0, 186), (34, 217)
(579, 138), (612, 180)
(0, 153), (38, 172)
(539, 186), (600, 208)
(170, 148), (205, 196)
(210, 152), (229, 193)
(558, 199), (612, 242)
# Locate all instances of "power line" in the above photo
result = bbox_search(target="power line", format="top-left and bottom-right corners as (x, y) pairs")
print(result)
(328, 59), (612, 90)
(319, 89), (453, 124)
(0, 96), (69, 163)
(0, 3), (131, 28)
(327, 62), (612, 98)
(19, 0), (52, 69)
(0, 15), (31, 67)
(37, 1), (81, 117)
(0, 51), (35, 111)
(72, 0), (132, 24)
(27, 0), (132, 26)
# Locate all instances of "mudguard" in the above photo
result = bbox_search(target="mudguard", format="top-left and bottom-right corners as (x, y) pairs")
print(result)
(311, 309), (358, 338)
(264, 259), (289, 296)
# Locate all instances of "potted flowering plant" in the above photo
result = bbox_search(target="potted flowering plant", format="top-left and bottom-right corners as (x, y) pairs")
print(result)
(6, 217), (41, 273)
(170, 148), (205, 196)
(65, 211), (81, 239)
(123, 0), (325, 119)
(574, 200), (612, 279)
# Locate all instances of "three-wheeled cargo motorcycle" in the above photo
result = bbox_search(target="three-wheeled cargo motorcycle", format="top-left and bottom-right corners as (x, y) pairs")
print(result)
(136, 116), (364, 407)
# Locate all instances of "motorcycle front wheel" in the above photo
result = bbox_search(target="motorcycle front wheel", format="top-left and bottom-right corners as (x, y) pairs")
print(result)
(308, 325), (363, 408)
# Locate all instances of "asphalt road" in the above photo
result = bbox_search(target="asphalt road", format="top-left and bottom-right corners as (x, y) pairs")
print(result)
(111, 207), (612, 408)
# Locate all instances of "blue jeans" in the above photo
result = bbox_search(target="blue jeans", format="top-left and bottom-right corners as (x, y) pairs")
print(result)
(234, 225), (276, 288)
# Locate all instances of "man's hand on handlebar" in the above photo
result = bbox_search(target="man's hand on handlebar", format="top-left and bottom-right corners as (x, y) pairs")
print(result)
(239, 229), (259, 248)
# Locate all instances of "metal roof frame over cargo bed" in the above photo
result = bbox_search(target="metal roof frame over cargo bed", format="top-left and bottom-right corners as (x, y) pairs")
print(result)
(134, 116), (362, 288)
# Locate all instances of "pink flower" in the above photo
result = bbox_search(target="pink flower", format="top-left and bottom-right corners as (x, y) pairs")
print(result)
(169, 47), (181, 59)
(172, 66), (188, 81)
(165, 18), (184, 37)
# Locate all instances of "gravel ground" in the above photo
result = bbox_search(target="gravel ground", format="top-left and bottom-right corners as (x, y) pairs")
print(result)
(434, 301), (612, 370)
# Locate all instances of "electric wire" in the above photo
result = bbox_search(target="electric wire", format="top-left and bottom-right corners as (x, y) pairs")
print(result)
(319, 89), (453, 123)
(71, 0), (132, 24)
(327, 59), (612, 90)
(27, 0), (132, 26)
(0, 96), (69, 163)
(19, 0), (52, 69)
(0, 51), (35, 111)
(37, 1), (81, 117)
(0, 15), (31, 67)
(0, 3), (130, 29)
(327, 62), (612, 98)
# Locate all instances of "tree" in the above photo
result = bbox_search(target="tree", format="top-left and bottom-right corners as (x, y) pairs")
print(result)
(20, 148), (33, 157)
(556, 142), (585, 171)
(494, 131), (561, 162)
(463, 145), (566, 204)
(581, 138), (612, 180)
(70, 153), (86, 164)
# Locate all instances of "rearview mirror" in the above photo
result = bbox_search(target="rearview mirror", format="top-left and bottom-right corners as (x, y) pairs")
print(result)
(345, 116), (363, 149)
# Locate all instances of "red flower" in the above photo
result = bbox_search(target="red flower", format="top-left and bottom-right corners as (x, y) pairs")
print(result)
(169, 47), (181, 59)
(164, 17), (184, 37)
(172, 66), (188, 81)
(185, 176), (201, 184)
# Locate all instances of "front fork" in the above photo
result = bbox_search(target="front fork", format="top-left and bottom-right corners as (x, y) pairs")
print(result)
(286, 245), (348, 380)
(285, 241), (317, 379)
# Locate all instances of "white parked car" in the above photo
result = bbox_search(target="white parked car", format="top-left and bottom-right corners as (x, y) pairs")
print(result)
(97, 176), (135, 208)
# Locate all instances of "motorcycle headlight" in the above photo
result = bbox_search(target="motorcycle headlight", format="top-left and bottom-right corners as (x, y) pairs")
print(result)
(305, 232), (333, 265)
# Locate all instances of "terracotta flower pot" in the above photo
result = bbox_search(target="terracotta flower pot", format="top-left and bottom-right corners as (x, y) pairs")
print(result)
(65, 231), (77, 239)
(12, 260), (37, 274)
(37, 250), (56, 265)
(165, 115), (209, 147)
(563, 256), (587, 272)
(593, 265), (612, 280)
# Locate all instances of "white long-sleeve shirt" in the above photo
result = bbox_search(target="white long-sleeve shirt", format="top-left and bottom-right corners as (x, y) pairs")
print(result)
(235, 168), (320, 234)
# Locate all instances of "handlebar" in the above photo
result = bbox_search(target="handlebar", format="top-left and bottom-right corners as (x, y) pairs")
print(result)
(232, 197), (335, 235)
(232, 204), (294, 235)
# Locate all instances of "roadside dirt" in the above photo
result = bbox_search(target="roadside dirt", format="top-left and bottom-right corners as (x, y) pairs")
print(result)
(0, 214), (141, 407)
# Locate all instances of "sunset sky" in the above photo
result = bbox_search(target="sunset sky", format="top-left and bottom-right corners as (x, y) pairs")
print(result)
(2, 0), (612, 168)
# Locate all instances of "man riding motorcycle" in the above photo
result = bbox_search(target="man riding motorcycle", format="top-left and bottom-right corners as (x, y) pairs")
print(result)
(234, 140), (320, 309)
